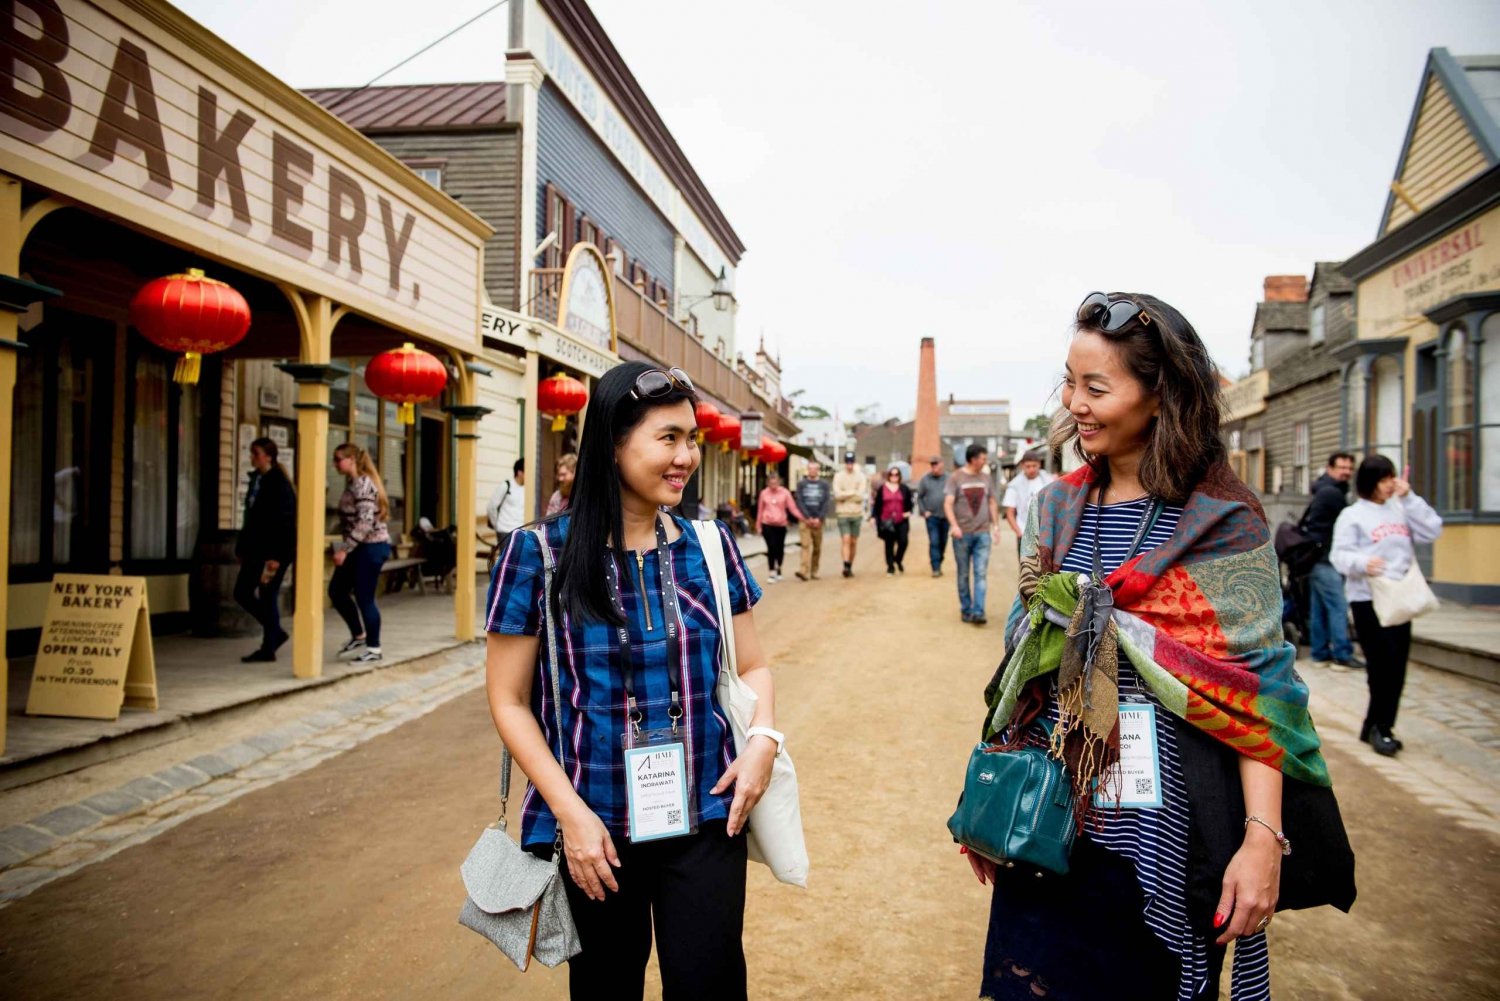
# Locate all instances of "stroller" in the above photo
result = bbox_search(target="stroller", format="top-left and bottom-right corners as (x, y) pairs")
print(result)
(413, 518), (459, 593)
(1273, 520), (1322, 648)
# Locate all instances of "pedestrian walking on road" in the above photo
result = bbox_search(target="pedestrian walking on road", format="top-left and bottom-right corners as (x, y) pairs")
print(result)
(545, 453), (577, 517)
(944, 444), (1000, 624)
(914, 456), (950, 576)
(872, 464), (914, 575)
(755, 471), (805, 582)
(1299, 453), (1365, 670)
(792, 460), (833, 580)
(484, 362), (782, 1001)
(1330, 455), (1443, 757)
(487, 458), (526, 544)
(330, 443), (392, 663)
(234, 437), (296, 662)
(966, 292), (1352, 1001)
(833, 452), (869, 578)
(1001, 449), (1053, 556)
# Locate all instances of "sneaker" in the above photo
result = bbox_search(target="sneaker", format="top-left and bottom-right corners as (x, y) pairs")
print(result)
(896, 561), (904, 574)
(794, 571), (807, 581)
(931, 570), (941, 578)
(886, 568), (895, 576)
(337, 636), (367, 658)
(1334, 656), (1366, 670)
(972, 616), (989, 626)
(241, 648), (277, 663)
(1360, 722), (1403, 751)
(961, 612), (974, 623)
(1368, 726), (1400, 756)
(352, 647), (383, 663)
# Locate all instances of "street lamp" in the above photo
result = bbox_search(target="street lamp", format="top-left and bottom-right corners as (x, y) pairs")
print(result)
(678, 266), (735, 315)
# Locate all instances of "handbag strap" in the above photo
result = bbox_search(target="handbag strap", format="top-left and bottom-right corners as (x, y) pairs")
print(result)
(693, 520), (737, 677)
(498, 526), (568, 842)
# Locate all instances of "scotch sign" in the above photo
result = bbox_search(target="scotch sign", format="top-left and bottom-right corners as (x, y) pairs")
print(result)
(26, 574), (159, 720)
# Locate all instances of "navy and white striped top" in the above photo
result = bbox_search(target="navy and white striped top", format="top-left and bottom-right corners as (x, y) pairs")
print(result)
(1048, 497), (1272, 1001)
(1057, 496), (1182, 576)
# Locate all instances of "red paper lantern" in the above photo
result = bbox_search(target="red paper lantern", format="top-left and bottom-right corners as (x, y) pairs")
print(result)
(713, 413), (741, 452)
(128, 268), (251, 384)
(364, 342), (448, 424)
(693, 400), (721, 443)
(538, 372), (588, 432)
(761, 438), (789, 465)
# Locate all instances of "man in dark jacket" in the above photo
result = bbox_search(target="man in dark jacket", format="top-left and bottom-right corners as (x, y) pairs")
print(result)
(1299, 452), (1363, 669)
(235, 438), (297, 662)
(792, 460), (834, 580)
(914, 456), (950, 577)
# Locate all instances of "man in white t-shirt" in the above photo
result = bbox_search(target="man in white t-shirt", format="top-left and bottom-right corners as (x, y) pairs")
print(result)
(487, 458), (526, 539)
(1002, 451), (1053, 554)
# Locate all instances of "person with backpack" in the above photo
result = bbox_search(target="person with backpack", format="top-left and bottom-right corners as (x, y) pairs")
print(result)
(1298, 453), (1364, 670)
(484, 363), (781, 999)
(488, 458), (526, 545)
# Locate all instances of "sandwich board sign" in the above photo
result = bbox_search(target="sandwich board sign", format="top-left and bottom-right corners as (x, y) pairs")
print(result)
(26, 575), (159, 720)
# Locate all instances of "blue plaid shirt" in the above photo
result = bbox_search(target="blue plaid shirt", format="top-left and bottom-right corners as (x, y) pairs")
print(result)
(485, 514), (762, 847)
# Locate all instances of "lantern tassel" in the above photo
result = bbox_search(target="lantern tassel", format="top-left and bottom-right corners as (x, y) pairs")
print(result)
(550, 414), (567, 432)
(720, 440), (729, 453)
(173, 352), (201, 385)
(398, 402), (416, 425)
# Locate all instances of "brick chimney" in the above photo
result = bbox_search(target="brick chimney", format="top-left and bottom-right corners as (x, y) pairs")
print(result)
(1263, 275), (1309, 302)
(911, 338), (941, 467)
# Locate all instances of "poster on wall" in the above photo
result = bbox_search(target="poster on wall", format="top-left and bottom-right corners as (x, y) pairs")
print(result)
(26, 575), (159, 721)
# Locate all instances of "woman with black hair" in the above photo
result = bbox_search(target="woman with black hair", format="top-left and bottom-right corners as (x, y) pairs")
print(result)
(871, 464), (914, 575)
(483, 362), (782, 1000)
(1330, 455), (1442, 756)
(234, 437), (296, 662)
(965, 293), (1352, 1000)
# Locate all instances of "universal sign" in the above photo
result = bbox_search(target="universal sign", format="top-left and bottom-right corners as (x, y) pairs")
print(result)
(0, 0), (488, 351)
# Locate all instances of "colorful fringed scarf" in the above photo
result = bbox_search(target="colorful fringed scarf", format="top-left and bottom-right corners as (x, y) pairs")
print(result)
(984, 462), (1330, 814)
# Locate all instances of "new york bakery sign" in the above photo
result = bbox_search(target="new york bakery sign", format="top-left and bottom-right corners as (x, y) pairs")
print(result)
(0, 0), (485, 350)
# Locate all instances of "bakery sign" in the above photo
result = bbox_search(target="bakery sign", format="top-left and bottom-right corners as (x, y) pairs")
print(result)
(481, 303), (616, 380)
(0, 0), (489, 351)
(1358, 205), (1500, 339)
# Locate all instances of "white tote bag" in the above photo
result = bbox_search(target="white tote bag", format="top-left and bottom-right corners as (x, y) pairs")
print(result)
(1370, 560), (1440, 627)
(692, 520), (809, 888)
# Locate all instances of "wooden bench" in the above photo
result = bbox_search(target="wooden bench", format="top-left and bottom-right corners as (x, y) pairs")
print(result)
(378, 556), (427, 594)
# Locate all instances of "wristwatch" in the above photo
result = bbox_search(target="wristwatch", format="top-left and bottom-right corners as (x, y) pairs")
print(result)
(746, 726), (785, 757)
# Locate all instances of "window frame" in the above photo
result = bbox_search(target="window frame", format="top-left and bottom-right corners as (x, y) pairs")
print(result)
(1309, 302), (1326, 346)
(1435, 312), (1500, 519)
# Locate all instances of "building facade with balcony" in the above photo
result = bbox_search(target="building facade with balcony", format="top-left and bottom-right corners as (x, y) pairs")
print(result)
(308, 0), (796, 523)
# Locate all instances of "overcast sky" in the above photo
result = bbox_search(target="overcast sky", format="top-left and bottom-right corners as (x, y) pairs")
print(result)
(178, 0), (1500, 425)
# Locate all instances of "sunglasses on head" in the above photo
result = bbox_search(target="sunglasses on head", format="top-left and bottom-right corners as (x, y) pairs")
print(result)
(1077, 291), (1152, 333)
(631, 367), (695, 400)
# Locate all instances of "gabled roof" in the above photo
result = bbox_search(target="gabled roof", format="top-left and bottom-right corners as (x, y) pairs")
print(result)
(1309, 261), (1352, 297)
(302, 82), (508, 132)
(1380, 49), (1500, 236)
(1253, 301), (1308, 335)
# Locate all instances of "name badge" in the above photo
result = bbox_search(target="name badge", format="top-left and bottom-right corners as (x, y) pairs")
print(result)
(1093, 702), (1163, 809)
(624, 742), (692, 842)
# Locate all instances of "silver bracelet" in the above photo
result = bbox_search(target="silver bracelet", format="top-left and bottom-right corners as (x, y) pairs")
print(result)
(1244, 815), (1292, 856)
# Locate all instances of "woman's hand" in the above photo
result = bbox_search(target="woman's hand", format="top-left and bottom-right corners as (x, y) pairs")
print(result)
(1365, 555), (1386, 577)
(712, 736), (776, 837)
(1214, 829), (1282, 945)
(1392, 477), (1412, 498)
(332, 549), (347, 567)
(557, 803), (621, 902)
(965, 848), (997, 885)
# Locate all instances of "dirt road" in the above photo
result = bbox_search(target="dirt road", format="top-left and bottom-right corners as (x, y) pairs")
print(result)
(1, 527), (1497, 999)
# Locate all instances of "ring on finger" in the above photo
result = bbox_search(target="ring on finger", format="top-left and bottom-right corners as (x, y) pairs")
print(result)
(1255, 914), (1272, 932)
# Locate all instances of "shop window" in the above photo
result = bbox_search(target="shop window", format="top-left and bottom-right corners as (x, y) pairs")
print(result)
(1368, 354), (1403, 467)
(126, 344), (203, 564)
(1292, 421), (1310, 495)
(1480, 314), (1500, 512)
(1444, 326), (1474, 512)
(1341, 364), (1365, 451)
(1250, 336), (1264, 372)
(1309, 303), (1326, 346)
(405, 163), (444, 189)
(9, 311), (113, 579)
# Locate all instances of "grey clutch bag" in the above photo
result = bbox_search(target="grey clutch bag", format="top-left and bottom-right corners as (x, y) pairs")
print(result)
(458, 527), (581, 970)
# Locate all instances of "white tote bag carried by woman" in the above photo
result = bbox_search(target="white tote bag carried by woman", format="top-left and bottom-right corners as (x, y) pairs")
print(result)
(693, 520), (809, 888)
(1369, 561), (1440, 627)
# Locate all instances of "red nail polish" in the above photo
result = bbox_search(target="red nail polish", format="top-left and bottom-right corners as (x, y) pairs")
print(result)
(1213, 912), (1227, 928)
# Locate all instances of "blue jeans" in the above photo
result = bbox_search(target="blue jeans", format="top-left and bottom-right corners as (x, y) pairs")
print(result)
(953, 532), (992, 618)
(1307, 560), (1353, 661)
(329, 541), (392, 647)
(925, 515), (949, 571)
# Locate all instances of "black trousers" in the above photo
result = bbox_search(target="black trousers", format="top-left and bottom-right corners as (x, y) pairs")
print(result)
(551, 819), (748, 1000)
(1350, 599), (1412, 731)
(233, 558), (288, 650)
(882, 520), (909, 570)
(761, 525), (787, 572)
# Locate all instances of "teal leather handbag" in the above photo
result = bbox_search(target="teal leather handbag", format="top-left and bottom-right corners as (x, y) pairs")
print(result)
(947, 720), (1077, 876)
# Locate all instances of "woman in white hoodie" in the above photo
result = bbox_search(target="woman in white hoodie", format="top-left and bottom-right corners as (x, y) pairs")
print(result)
(1330, 455), (1443, 756)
